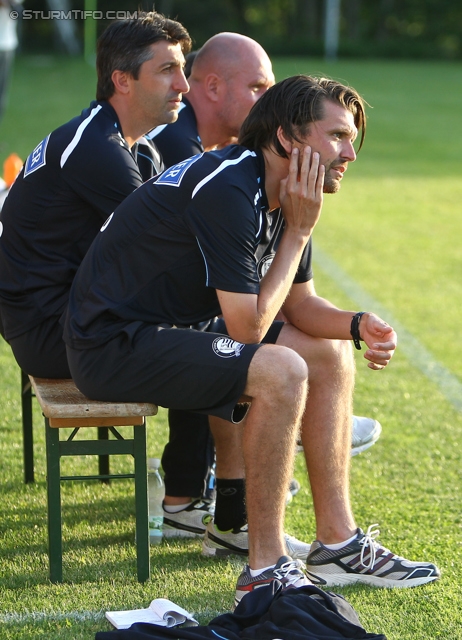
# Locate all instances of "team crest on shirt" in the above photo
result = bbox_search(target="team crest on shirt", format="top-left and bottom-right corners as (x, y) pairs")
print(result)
(156, 153), (202, 187)
(212, 337), (245, 358)
(258, 253), (275, 280)
(24, 134), (50, 177)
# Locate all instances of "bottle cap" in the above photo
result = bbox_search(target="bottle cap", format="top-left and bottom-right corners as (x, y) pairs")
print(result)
(147, 457), (161, 470)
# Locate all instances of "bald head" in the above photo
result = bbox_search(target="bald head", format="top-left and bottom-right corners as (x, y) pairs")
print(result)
(190, 32), (272, 82)
(185, 33), (274, 149)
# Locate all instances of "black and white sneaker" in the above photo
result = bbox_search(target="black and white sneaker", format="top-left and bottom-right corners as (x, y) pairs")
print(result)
(162, 499), (214, 538)
(202, 520), (311, 559)
(306, 524), (440, 588)
(235, 555), (310, 606)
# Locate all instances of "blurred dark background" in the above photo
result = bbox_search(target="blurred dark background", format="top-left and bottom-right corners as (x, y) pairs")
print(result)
(17, 0), (462, 59)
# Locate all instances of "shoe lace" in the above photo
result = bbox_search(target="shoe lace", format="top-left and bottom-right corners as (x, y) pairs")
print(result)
(359, 524), (381, 569)
(273, 558), (306, 586)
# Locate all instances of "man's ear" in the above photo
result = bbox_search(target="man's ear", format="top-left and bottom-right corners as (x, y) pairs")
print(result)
(111, 70), (131, 95)
(204, 73), (221, 102)
(276, 127), (292, 154)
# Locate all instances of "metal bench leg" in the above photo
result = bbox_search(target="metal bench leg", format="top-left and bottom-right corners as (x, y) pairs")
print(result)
(97, 427), (110, 483)
(21, 369), (34, 483)
(133, 422), (150, 582)
(45, 417), (63, 583)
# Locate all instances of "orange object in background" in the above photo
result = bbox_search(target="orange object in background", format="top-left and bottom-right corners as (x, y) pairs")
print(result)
(3, 153), (23, 188)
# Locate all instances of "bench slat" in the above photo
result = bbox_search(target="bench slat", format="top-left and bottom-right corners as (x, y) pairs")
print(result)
(30, 377), (158, 421)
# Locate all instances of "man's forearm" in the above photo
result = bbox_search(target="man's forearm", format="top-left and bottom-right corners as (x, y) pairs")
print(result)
(283, 294), (356, 341)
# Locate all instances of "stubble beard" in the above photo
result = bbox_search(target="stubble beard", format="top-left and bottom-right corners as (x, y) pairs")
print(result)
(323, 173), (341, 194)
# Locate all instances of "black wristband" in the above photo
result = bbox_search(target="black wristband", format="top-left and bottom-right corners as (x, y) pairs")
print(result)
(350, 312), (366, 350)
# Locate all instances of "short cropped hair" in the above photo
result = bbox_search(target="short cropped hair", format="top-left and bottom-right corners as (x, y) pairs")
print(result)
(184, 50), (199, 78)
(96, 11), (192, 101)
(238, 75), (366, 155)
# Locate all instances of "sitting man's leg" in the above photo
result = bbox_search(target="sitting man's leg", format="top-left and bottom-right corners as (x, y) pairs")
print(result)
(204, 415), (311, 560)
(161, 409), (216, 538)
(235, 341), (310, 569)
(277, 324), (440, 589)
(66, 323), (311, 598)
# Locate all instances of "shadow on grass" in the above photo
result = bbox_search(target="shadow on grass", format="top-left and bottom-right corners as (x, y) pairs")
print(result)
(2, 544), (236, 592)
(0, 491), (142, 561)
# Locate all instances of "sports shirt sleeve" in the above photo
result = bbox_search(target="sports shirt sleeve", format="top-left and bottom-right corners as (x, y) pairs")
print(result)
(187, 178), (261, 294)
(61, 128), (143, 221)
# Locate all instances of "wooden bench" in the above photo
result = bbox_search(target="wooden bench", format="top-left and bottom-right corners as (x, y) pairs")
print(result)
(21, 369), (113, 483)
(29, 376), (158, 583)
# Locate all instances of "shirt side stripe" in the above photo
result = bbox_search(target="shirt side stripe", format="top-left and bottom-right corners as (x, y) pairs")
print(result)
(256, 210), (263, 238)
(60, 105), (103, 168)
(191, 150), (257, 199)
(196, 238), (210, 286)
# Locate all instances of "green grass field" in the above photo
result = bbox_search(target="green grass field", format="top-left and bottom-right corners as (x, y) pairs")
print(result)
(0, 55), (461, 639)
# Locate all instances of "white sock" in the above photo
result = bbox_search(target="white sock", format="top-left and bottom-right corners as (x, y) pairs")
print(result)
(163, 502), (192, 513)
(249, 564), (275, 577)
(324, 532), (358, 550)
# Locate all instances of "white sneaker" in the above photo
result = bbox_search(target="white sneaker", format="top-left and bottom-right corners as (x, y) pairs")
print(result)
(306, 524), (440, 588)
(351, 416), (382, 456)
(162, 499), (215, 538)
(202, 520), (311, 559)
(296, 416), (382, 456)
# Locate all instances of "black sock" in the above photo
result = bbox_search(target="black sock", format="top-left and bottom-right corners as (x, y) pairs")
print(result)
(214, 478), (247, 531)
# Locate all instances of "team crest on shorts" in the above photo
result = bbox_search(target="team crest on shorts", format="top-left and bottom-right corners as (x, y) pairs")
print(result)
(258, 253), (275, 279)
(212, 337), (244, 358)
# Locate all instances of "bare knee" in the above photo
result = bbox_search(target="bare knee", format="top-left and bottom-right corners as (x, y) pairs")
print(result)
(278, 324), (355, 385)
(246, 344), (308, 403)
(323, 338), (355, 375)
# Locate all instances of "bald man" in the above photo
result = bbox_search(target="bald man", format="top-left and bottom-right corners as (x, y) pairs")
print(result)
(151, 32), (275, 166)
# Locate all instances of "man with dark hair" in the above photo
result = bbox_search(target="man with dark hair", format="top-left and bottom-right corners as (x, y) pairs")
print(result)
(149, 33), (381, 550)
(63, 74), (440, 602)
(0, 11), (190, 377)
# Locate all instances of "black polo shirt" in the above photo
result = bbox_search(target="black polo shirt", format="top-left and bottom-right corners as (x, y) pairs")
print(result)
(0, 100), (162, 340)
(63, 145), (313, 350)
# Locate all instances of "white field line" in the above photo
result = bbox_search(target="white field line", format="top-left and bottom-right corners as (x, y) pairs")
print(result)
(0, 610), (105, 625)
(0, 608), (220, 627)
(313, 246), (462, 413)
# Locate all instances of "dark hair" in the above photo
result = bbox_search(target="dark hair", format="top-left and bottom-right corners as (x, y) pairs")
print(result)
(184, 49), (199, 78)
(238, 75), (366, 155)
(96, 11), (192, 101)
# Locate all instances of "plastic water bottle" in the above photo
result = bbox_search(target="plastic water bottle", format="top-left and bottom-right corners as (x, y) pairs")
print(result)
(147, 458), (164, 545)
(204, 460), (216, 502)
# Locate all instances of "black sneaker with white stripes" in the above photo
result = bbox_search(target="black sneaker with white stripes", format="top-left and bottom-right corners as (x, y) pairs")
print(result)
(306, 524), (440, 588)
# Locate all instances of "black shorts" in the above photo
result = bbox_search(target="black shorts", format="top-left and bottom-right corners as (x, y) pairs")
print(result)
(67, 318), (283, 423)
(7, 315), (71, 378)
